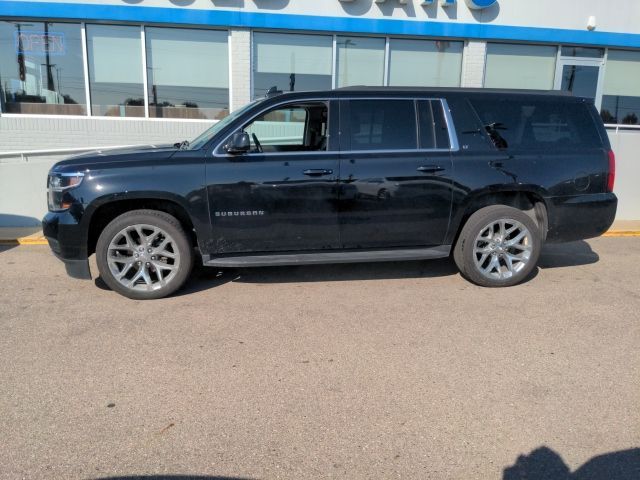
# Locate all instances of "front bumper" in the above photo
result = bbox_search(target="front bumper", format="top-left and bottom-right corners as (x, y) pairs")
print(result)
(42, 210), (91, 280)
(546, 192), (618, 242)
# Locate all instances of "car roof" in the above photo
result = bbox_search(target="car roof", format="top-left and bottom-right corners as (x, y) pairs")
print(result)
(261, 86), (579, 102)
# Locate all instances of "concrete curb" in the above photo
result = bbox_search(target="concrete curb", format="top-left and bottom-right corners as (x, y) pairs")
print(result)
(2, 231), (640, 246)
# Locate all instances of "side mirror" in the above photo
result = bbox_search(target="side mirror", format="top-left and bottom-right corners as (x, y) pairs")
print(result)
(225, 131), (250, 154)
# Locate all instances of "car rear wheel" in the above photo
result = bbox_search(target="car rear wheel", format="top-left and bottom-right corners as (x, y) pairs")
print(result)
(453, 205), (542, 287)
(96, 210), (193, 300)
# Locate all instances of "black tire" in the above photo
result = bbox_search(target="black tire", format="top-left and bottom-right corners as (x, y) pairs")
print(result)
(453, 205), (542, 287)
(96, 209), (193, 300)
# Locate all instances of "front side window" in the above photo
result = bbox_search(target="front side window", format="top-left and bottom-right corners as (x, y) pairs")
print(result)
(0, 21), (86, 115)
(336, 36), (385, 88)
(253, 33), (332, 98)
(484, 43), (557, 90)
(601, 49), (640, 125)
(389, 39), (463, 87)
(243, 102), (328, 153)
(86, 24), (144, 117)
(470, 99), (601, 150)
(146, 27), (229, 120)
(347, 100), (417, 151)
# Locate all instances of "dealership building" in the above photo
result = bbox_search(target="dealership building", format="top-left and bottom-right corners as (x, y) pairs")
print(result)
(0, 0), (639, 226)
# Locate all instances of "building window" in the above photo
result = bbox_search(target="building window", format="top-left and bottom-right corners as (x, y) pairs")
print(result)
(388, 39), (463, 87)
(0, 21), (86, 115)
(560, 46), (604, 59)
(86, 24), (144, 117)
(484, 43), (557, 90)
(253, 32), (332, 98)
(601, 49), (640, 125)
(146, 27), (229, 120)
(336, 36), (385, 88)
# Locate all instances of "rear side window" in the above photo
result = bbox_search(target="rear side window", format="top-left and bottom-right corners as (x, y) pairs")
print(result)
(417, 100), (450, 149)
(347, 100), (417, 151)
(470, 99), (602, 150)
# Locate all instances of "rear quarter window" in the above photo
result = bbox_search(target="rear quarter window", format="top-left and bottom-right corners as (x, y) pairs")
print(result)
(470, 99), (603, 151)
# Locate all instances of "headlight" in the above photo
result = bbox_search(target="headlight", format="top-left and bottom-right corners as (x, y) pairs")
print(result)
(47, 172), (84, 212)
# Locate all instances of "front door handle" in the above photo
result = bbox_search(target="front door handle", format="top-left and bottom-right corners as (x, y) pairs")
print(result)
(417, 165), (445, 174)
(303, 168), (333, 177)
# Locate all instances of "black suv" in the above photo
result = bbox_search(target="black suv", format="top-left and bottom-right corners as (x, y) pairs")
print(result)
(43, 87), (617, 299)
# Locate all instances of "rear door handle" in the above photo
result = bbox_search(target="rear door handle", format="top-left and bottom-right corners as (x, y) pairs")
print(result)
(303, 168), (333, 177)
(417, 165), (445, 174)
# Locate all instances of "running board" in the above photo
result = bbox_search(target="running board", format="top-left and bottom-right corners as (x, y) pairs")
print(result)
(203, 245), (451, 268)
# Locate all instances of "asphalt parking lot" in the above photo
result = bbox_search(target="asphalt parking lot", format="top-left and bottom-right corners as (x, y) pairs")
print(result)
(1, 238), (639, 480)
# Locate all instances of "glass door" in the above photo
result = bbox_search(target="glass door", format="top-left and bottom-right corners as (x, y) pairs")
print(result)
(554, 47), (605, 109)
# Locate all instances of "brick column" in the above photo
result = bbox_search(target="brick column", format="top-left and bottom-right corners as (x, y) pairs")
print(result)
(229, 28), (252, 112)
(461, 40), (487, 88)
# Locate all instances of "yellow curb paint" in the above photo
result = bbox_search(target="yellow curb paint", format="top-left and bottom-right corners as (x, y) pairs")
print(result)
(17, 238), (49, 245)
(0, 236), (47, 245)
(603, 231), (640, 237)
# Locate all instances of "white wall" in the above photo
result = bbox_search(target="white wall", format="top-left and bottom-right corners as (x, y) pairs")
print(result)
(607, 128), (640, 221)
(0, 116), (212, 226)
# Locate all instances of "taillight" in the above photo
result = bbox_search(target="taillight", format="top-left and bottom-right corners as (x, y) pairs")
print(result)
(607, 150), (616, 193)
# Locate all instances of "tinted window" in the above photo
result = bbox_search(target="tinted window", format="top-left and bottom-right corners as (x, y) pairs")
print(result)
(470, 99), (602, 150)
(417, 100), (450, 149)
(348, 100), (417, 151)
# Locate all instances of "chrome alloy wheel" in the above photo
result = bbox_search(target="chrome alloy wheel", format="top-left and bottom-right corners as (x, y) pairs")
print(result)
(106, 224), (180, 291)
(473, 219), (533, 280)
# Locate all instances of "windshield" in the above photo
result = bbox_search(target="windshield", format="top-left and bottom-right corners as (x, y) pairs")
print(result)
(188, 99), (261, 150)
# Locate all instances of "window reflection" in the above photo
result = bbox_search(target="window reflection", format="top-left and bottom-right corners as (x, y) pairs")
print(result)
(253, 33), (332, 99)
(484, 43), (557, 90)
(601, 50), (640, 125)
(337, 36), (385, 87)
(388, 39), (463, 87)
(146, 27), (229, 120)
(0, 21), (86, 115)
(87, 24), (144, 117)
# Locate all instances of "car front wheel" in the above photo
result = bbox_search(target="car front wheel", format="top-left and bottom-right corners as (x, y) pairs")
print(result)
(453, 205), (542, 287)
(96, 209), (193, 300)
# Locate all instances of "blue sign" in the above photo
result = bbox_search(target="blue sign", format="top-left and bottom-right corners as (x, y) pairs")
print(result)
(464, 0), (498, 9)
(422, 0), (497, 9)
